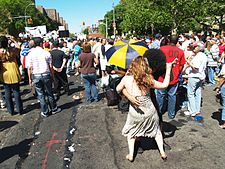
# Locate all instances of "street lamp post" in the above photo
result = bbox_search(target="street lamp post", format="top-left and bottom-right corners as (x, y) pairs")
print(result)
(25, 2), (35, 27)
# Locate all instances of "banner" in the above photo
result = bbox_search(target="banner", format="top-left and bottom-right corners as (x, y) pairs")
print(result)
(25, 25), (47, 37)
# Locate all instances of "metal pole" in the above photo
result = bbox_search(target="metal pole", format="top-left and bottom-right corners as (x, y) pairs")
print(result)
(25, 3), (34, 27)
(106, 18), (108, 38)
(113, 0), (116, 38)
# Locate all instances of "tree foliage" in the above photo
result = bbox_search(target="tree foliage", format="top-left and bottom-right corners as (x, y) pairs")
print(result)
(0, 0), (61, 37)
(103, 0), (225, 36)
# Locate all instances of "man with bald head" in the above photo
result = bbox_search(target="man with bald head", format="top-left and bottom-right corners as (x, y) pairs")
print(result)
(156, 35), (186, 119)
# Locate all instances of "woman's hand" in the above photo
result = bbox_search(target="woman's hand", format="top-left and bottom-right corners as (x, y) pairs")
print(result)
(166, 58), (178, 69)
(127, 95), (141, 107)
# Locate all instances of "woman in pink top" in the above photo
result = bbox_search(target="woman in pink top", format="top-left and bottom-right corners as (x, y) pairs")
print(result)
(116, 56), (175, 162)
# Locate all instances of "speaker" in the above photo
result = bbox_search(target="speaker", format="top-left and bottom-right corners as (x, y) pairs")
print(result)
(59, 30), (69, 37)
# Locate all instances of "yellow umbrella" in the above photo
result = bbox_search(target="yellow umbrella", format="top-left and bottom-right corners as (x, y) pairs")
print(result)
(105, 39), (149, 69)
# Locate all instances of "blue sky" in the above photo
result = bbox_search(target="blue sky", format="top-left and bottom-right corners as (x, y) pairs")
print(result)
(35, 0), (120, 33)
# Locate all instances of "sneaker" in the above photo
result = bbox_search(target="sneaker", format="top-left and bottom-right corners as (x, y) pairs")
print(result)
(184, 111), (191, 116)
(52, 107), (61, 115)
(41, 112), (49, 118)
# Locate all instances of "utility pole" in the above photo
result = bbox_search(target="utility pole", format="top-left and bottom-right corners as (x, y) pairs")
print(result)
(105, 18), (108, 38)
(113, 0), (116, 38)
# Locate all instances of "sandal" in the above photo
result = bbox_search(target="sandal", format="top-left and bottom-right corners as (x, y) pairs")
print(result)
(126, 154), (134, 162)
(219, 124), (225, 129)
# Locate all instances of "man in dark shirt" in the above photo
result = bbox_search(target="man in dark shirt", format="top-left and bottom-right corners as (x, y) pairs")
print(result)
(50, 41), (70, 99)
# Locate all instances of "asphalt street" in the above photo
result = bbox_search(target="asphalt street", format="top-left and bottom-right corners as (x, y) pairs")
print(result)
(0, 75), (225, 169)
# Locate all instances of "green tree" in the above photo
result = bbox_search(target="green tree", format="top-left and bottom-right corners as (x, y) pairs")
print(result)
(0, 0), (61, 37)
(0, 2), (11, 34)
(119, 0), (172, 35)
(105, 0), (225, 36)
(82, 27), (89, 35)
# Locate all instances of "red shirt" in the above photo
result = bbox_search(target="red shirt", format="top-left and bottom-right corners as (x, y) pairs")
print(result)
(219, 44), (225, 55)
(158, 45), (186, 85)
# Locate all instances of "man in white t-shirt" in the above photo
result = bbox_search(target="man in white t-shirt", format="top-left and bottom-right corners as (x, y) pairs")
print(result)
(183, 42), (207, 117)
(27, 37), (61, 117)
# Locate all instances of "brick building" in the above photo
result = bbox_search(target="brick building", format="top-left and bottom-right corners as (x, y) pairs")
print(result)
(36, 6), (69, 30)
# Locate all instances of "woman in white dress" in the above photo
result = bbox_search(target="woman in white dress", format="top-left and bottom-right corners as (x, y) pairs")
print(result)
(116, 56), (176, 162)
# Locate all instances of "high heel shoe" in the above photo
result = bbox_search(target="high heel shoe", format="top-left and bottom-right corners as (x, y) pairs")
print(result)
(126, 154), (134, 162)
(160, 154), (167, 161)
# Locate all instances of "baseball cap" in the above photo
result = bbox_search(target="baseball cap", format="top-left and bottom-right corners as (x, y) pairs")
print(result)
(44, 42), (50, 47)
(192, 42), (205, 51)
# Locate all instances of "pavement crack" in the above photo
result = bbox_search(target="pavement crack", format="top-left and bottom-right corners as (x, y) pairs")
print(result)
(62, 101), (80, 169)
(105, 108), (121, 169)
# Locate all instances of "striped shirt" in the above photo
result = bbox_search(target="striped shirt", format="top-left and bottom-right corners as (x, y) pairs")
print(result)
(27, 46), (52, 74)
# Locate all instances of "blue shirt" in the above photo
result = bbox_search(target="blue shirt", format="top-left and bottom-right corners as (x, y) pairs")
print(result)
(74, 45), (81, 62)
(149, 39), (160, 49)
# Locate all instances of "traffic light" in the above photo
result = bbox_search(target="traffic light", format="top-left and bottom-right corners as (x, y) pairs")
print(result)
(27, 18), (33, 25)
(82, 21), (85, 26)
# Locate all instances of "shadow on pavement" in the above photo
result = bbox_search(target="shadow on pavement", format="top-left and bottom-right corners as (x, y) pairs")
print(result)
(211, 109), (223, 125)
(162, 121), (178, 138)
(22, 95), (37, 103)
(69, 85), (84, 95)
(21, 102), (40, 115)
(133, 137), (159, 160)
(60, 99), (82, 110)
(0, 138), (33, 163)
(0, 121), (19, 132)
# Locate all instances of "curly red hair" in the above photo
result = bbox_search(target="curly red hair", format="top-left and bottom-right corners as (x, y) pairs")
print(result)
(127, 56), (154, 91)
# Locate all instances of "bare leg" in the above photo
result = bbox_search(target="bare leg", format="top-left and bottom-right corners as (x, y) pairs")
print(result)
(126, 136), (135, 161)
(155, 128), (167, 158)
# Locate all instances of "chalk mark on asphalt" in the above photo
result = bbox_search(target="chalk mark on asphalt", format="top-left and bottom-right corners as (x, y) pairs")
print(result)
(41, 132), (65, 169)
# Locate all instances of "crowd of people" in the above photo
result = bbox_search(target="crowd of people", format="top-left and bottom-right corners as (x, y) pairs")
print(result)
(0, 31), (225, 162)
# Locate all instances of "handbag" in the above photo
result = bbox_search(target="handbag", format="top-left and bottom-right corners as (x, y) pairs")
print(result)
(105, 75), (123, 106)
(105, 88), (120, 106)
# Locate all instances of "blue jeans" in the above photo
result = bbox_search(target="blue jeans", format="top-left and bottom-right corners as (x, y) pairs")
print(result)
(66, 55), (73, 74)
(220, 85), (225, 121)
(207, 66), (216, 85)
(33, 73), (57, 114)
(187, 77), (202, 116)
(156, 83), (178, 119)
(3, 83), (23, 114)
(81, 73), (99, 102)
(0, 84), (5, 102)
